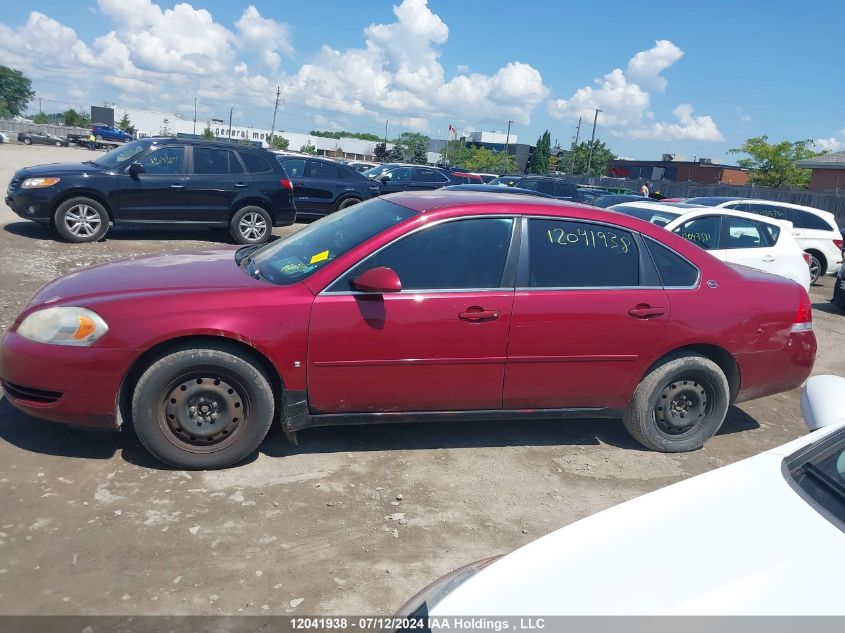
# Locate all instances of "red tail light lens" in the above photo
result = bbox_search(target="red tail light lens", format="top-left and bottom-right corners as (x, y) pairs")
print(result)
(803, 252), (811, 266)
(834, 239), (843, 250)
(280, 179), (293, 190)
(792, 291), (813, 332)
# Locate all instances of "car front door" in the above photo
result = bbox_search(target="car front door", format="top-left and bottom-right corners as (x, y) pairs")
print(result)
(114, 146), (189, 222)
(503, 217), (671, 409)
(671, 215), (727, 261)
(378, 166), (414, 193)
(308, 216), (517, 412)
(187, 146), (247, 223)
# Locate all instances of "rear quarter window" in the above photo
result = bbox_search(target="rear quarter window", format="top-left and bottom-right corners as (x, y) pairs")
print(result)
(644, 239), (699, 287)
(240, 151), (273, 173)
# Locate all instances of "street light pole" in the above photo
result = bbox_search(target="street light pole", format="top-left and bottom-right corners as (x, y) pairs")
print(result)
(228, 106), (234, 141)
(504, 120), (514, 157)
(586, 108), (602, 175)
(193, 97), (197, 135)
(269, 86), (281, 145)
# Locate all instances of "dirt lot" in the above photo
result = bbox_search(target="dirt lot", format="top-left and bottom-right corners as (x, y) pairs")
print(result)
(0, 143), (843, 616)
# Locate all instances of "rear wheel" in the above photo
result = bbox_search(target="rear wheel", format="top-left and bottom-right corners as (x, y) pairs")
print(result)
(807, 252), (823, 284)
(53, 197), (109, 243)
(23, 138), (31, 145)
(55, 141), (63, 147)
(131, 347), (276, 469)
(623, 353), (729, 452)
(335, 197), (362, 211)
(230, 206), (272, 244)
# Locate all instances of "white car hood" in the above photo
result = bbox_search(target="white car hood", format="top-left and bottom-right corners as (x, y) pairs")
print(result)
(433, 427), (845, 615)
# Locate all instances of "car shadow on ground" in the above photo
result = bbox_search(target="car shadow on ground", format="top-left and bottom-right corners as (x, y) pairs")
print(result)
(2, 221), (285, 245)
(812, 301), (841, 316)
(0, 397), (760, 471)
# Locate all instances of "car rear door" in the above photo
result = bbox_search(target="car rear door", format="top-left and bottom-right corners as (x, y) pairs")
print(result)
(277, 157), (318, 214)
(187, 146), (248, 223)
(307, 159), (343, 213)
(503, 217), (671, 409)
(308, 216), (518, 412)
(721, 215), (780, 273)
(412, 167), (451, 190)
(113, 145), (190, 222)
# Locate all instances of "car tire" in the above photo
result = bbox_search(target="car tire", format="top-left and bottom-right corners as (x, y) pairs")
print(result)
(55, 141), (63, 147)
(335, 197), (362, 211)
(23, 138), (31, 145)
(807, 253), (823, 284)
(230, 206), (272, 244)
(131, 346), (276, 469)
(53, 197), (110, 243)
(623, 353), (729, 452)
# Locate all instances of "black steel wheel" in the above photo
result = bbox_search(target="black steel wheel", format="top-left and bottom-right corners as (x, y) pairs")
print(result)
(623, 353), (729, 452)
(132, 346), (276, 469)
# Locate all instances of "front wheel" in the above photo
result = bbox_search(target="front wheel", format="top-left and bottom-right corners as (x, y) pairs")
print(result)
(623, 353), (729, 452)
(131, 347), (276, 469)
(55, 141), (63, 147)
(230, 206), (272, 244)
(23, 138), (32, 145)
(53, 197), (109, 243)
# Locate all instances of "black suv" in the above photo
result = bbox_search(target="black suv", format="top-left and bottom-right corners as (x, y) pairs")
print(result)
(370, 164), (461, 194)
(488, 175), (583, 202)
(5, 137), (296, 244)
(274, 154), (379, 218)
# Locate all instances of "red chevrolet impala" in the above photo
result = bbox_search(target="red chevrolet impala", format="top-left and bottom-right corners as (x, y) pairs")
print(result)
(0, 191), (816, 468)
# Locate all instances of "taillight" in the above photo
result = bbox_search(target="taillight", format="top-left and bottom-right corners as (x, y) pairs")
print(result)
(280, 179), (293, 191)
(834, 239), (843, 250)
(792, 291), (813, 333)
(803, 252), (811, 266)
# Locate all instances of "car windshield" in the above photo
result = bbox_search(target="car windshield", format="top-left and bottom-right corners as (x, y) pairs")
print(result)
(249, 198), (417, 285)
(90, 140), (150, 168)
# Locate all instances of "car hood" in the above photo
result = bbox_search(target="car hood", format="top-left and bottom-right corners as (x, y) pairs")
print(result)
(24, 248), (264, 312)
(16, 162), (107, 178)
(432, 425), (845, 615)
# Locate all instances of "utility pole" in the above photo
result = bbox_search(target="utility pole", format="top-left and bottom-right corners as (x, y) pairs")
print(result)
(586, 108), (602, 175)
(269, 86), (281, 145)
(193, 97), (197, 135)
(228, 106), (234, 141)
(504, 120), (514, 157)
(570, 116), (582, 173)
(39, 97), (42, 115)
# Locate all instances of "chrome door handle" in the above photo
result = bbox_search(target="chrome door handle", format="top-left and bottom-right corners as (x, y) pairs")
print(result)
(170, 184), (185, 189)
(234, 182), (248, 188)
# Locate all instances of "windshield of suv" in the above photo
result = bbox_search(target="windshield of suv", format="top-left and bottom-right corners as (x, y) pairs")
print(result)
(249, 198), (417, 285)
(90, 140), (150, 169)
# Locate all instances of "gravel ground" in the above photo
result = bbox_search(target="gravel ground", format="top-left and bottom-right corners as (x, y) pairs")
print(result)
(0, 143), (843, 616)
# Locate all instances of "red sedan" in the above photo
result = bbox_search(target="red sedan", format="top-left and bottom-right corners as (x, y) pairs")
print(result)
(0, 192), (816, 469)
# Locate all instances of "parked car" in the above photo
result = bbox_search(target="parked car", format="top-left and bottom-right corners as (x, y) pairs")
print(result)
(443, 184), (556, 198)
(575, 187), (608, 204)
(17, 130), (68, 147)
(0, 131), (9, 144)
(362, 163), (413, 180)
(488, 175), (583, 202)
(275, 154), (379, 217)
(371, 165), (461, 193)
(591, 193), (649, 208)
(833, 260), (845, 309)
(663, 208), (812, 291)
(5, 137), (296, 244)
(608, 200), (699, 227)
(91, 124), (132, 143)
(346, 160), (377, 173)
(0, 191), (815, 469)
(470, 172), (498, 183)
(444, 168), (484, 184)
(398, 374), (845, 616)
(685, 197), (843, 283)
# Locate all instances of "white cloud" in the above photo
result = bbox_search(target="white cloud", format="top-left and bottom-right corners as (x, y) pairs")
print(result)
(735, 107), (752, 123)
(236, 5), (292, 70)
(548, 40), (722, 142)
(814, 131), (845, 152)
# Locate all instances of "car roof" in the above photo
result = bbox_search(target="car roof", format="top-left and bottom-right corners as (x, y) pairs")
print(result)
(443, 184), (556, 198)
(385, 190), (617, 215)
(611, 201), (708, 211)
(665, 207), (794, 229)
(689, 196), (836, 218)
(144, 137), (270, 152)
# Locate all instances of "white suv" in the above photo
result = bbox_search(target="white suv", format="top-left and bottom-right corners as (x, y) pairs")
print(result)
(611, 202), (812, 291)
(686, 197), (843, 283)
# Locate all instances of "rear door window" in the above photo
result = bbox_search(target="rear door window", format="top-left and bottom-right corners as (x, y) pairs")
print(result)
(525, 219), (640, 288)
(674, 216), (721, 250)
(744, 203), (791, 223)
(414, 168), (450, 183)
(311, 160), (339, 180)
(193, 147), (232, 175)
(280, 158), (306, 178)
(722, 216), (769, 249)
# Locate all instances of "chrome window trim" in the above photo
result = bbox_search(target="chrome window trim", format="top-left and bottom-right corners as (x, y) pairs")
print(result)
(319, 214), (518, 296)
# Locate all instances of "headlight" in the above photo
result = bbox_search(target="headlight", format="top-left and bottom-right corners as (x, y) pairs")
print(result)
(21, 177), (61, 189)
(17, 307), (109, 346)
(394, 556), (502, 619)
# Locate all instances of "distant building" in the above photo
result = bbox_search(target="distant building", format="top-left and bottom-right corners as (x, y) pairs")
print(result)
(606, 158), (750, 185)
(795, 151), (845, 191)
(428, 131), (531, 172)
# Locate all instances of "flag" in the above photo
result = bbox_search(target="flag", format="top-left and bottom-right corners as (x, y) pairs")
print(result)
(448, 123), (457, 136)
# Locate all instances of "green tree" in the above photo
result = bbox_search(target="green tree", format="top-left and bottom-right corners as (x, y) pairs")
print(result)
(528, 130), (552, 174)
(117, 112), (133, 132)
(309, 129), (382, 142)
(568, 139), (616, 176)
(300, 140), (316, 155)
(386, 146), (405, 162)
(373, 141), (388, 162)
(32, 112), (49, 124)
(201, 124), (215, 140)
(0, 66), (34, 118)
(729, 136), (823, 188)
(394, 132), (430, 165)
(63, 108), (90, 128)
(269, 134), (289, 150)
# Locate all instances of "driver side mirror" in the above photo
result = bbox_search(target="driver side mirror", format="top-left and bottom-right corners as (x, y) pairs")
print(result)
(379, 173), (392, 183)
(351, 267), (402, 293)
(128, 162), (145, 178)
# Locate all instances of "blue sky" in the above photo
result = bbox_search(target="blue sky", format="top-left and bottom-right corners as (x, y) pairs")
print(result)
(1, 0), (843, 162)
